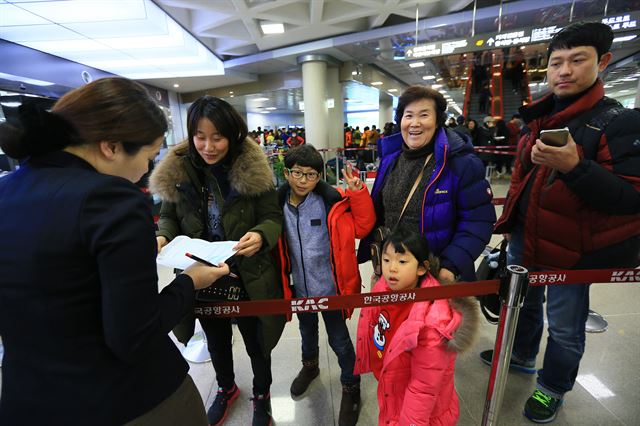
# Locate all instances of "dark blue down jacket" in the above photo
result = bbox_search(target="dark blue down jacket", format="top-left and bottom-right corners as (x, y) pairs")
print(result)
(357, 127), (496, 281)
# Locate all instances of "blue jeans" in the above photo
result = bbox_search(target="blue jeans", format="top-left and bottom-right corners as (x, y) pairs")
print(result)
(298, 310), (360, 386)
(508, 228), (590, 398)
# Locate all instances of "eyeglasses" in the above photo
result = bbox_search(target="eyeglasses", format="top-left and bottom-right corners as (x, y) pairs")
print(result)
(286, 168), (320, 181)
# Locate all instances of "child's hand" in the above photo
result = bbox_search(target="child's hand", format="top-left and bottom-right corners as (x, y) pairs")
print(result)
(342, 164), (364, 191)
(182, 262), (230, 290)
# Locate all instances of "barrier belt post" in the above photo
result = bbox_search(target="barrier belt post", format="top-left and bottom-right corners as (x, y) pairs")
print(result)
(482, 264), (529, 426)
(321, 149), (328, 181)
(336, 150), (343, 188)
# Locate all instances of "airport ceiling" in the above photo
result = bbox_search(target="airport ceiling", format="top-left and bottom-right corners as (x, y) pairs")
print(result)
(156, 0), (477, 59)
(1, 0), (638, 116)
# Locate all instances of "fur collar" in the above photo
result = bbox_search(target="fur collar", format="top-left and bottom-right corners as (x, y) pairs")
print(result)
(447, 295), (480, 354)
(149, 139), (274, 202)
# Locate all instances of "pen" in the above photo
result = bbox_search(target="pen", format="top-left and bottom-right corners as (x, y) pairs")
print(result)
(185, 253), (238, 278)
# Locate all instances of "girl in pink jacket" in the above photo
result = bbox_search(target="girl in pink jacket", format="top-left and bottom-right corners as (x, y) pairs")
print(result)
(355, 228), (479, 425)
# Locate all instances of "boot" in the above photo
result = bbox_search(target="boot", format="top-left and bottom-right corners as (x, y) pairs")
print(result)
(290, 357), (320, 397)
(338, 384), (361, 426)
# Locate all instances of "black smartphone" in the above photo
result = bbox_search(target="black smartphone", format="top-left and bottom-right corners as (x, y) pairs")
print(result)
(539, 128), (570, 147)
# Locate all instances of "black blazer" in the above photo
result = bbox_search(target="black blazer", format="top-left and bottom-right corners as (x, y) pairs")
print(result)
(0, 151), (195, 425)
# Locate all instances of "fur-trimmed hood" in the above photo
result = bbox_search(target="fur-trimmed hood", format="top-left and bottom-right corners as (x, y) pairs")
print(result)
(149, 138), (274, 202)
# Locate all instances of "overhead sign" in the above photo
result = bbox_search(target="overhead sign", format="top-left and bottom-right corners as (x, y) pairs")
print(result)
(602, 14), (637, 30)
(404, 11), (639, 60)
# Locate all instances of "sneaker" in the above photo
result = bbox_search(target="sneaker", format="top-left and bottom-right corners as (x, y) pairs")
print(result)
(290, 358), (320, 397)
(338, 384), (361, 426)
(207, 384), (239, 426)
(251, 393), (272, 426)
(480, 350), (536, 374)
(523, 389), (563, 423)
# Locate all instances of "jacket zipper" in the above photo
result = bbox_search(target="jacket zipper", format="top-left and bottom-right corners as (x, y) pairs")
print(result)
(294, 206), (309, 296)
(420, 144), (447, 235)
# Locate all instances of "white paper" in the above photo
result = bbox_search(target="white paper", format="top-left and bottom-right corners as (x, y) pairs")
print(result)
(156, 235), (238, 270)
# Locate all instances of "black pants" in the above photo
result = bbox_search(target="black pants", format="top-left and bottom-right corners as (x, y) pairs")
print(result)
(200, 315), (272, 395)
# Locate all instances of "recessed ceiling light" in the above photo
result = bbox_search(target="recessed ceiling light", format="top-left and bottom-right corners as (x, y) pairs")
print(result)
(352, 71), (358, 75)
(254, 97), (269, 101)
(173, 83), (179, 88)
(229, 91), (234, 94)
(265, 107), (277, 110)
(371, 81), (383, 86)
(431, 84), (443, 89)
(388, 89), (398, 93)
(261, 110), (271, 114)
(409, 61), (425, 68)
(260, 21), (284, 35)
(423, 75), (436, 80)
(440, 90), (447, 93)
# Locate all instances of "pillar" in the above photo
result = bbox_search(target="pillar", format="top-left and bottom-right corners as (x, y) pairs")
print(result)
(326, 67), (344, 151)
(379, 91), (394, 129)
(298, 54), (333, 150)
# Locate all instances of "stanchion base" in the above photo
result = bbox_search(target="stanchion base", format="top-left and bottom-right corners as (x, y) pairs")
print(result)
(585, 310), (608, 333)
(181, 331), (211, 363)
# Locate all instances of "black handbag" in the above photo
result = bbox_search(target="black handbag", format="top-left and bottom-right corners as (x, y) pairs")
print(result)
(195, 273), (249, 302)
(475, 239), (508, 324)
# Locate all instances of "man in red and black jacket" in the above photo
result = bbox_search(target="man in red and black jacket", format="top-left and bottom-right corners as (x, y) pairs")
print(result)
(481, 22), (639, 424)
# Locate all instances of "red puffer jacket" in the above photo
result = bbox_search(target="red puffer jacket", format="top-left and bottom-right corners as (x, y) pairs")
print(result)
(495, 80), (640, 269)
(354, 274), (478, 426)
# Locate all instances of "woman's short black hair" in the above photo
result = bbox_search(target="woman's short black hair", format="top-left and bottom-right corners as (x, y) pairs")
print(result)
(284, 144), (324, 173)
(547, 21), (614, 60)
(186, 96), (248, 165)
(395, 85), (447, 128)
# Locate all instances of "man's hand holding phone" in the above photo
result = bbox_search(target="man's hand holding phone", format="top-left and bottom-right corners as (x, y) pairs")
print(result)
(531, 128), (580, 174)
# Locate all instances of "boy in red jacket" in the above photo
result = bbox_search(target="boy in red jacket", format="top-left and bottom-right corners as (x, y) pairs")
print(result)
(276, 145), (375, 426)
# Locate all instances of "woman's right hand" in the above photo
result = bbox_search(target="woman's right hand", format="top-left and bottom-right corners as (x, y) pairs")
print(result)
(156, 236), (168, 253)
(182, 262), (230, 290)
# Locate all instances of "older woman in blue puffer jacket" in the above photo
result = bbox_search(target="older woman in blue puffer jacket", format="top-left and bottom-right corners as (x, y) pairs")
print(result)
(358, 85), (496, 282)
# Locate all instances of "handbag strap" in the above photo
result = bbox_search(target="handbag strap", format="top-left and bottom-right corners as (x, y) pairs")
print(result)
(399, 153), (432, 221)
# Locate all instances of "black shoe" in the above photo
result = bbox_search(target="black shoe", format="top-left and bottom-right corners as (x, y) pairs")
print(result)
(290, 357), (320, 397)
(251, 393), (272, 426)
(338, 384), (361, 426)
(207, 384), (240, 426)
(480, 350), (536, 374)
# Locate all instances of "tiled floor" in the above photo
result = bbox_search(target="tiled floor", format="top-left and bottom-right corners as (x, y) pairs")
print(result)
(2, 177), (639, 425)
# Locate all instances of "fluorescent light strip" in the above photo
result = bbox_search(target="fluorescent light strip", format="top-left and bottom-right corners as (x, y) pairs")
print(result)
(613, 35), (637, 43)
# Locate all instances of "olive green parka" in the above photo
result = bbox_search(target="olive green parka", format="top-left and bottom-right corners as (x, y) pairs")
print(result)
(149, 139), (285, 353)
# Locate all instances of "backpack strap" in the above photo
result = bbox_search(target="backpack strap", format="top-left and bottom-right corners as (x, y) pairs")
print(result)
(566, 97), (626, 160)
